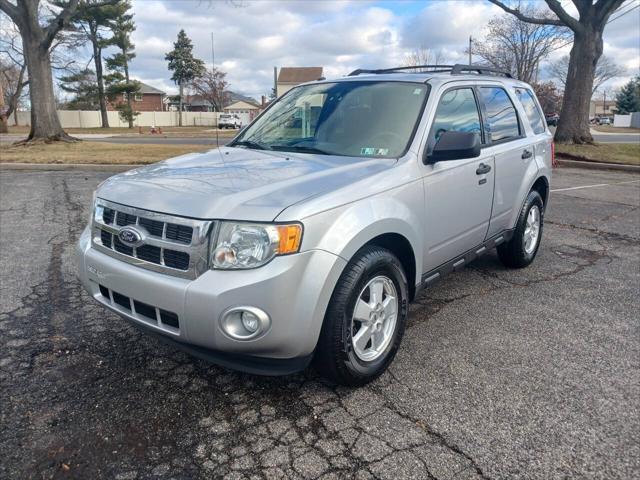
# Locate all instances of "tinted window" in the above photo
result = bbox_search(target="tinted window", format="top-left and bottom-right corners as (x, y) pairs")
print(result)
(515, 88), (545, 134)
(479, 87), (520, 142)
(429, 88), (482, 150)
(234, 81), (429, 158)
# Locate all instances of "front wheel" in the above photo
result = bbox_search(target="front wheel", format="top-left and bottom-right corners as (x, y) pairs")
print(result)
(497, 190), (544, 268)
(314, 246), (408, 386)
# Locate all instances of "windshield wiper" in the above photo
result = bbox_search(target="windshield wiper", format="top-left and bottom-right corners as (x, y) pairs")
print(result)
(270, 145), (331, 155)
(232, 140), (270, 150)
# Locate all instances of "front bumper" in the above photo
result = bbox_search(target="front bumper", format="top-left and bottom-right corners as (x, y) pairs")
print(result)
(75, 226), (346, 374)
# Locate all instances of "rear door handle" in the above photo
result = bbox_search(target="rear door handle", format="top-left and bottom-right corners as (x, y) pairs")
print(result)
(476, 163), (491, 175)
(522, 149), (533, 159)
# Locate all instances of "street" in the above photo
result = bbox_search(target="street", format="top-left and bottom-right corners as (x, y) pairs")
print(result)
(0, 167), (639, 479)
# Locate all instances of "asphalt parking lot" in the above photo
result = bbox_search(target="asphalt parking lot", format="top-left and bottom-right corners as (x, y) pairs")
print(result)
(1, 166), (638, 480)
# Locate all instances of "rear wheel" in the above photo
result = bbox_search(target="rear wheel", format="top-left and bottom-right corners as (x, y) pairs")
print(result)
(497, 190), (544, 268)
(314, 246), (408, 386)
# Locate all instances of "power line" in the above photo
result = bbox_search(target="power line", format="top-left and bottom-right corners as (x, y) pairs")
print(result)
(607, 2), (639, 24)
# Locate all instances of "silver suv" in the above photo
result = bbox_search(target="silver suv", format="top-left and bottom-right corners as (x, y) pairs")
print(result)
(76, 65), (552, 386)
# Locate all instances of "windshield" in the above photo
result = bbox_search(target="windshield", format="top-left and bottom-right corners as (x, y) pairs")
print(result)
(232, 81), (429, 158)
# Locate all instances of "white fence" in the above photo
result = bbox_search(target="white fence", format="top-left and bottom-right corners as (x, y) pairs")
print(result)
(14, 110), (222, 128)
(613, 113), (640, 128)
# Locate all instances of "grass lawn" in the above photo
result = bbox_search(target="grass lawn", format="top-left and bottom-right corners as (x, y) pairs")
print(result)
(556, 143), (640, 166)
(592, 125), (640, 134)
(0, 141), (211, 165)
(4, 125), (238, 137)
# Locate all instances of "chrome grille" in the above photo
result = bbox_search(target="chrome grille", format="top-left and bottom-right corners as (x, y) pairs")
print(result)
(92, 199), (213, 279)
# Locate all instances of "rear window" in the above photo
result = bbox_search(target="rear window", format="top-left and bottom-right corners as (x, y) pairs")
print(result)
(479, 87), (520, 142)
(515, 88), (545, 134)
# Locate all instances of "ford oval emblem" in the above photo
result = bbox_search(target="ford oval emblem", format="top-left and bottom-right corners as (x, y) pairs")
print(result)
(118, 227), (143, 246)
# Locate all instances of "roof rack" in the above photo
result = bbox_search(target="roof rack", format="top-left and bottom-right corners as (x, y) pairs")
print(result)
(347, 64), (512, 78)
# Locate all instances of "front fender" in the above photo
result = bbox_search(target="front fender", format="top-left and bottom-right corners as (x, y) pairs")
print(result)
(299, 194), (424, 289)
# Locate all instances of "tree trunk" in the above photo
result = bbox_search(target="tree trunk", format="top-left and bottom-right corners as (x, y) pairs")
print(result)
(123, 53), (133, 129)
(178, 81), (183, 127)
(91, 26), (109, 128)
(0, 80), (6, 133)
(554, 26), (602, 144)
(22, 35), (73, 141)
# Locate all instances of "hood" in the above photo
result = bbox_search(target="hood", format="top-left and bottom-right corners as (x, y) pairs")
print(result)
(97, 146), (396, 221)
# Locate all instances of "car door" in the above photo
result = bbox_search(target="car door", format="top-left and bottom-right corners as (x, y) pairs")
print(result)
(480, 86), (540, 237)
(422, 86), (495, 273)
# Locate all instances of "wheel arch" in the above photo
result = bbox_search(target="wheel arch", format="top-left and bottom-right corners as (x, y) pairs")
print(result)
(530, 175), (550, 207)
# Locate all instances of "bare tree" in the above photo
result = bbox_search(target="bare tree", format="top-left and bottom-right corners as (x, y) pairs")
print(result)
(403, 46), (445, 68)
(532, 81), (563, 114)
(0, 0), (117, 143)
(0, 26), (28, 127)
(548, 54), (626, 95)
(473, 6), (571, 83)
(190, 67), (229, 112)
(488, 0), (626, 144)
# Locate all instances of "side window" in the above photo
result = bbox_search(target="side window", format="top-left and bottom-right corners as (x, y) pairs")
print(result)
(514, 88), (545, 135)
(429, 88), (482, 150)
(479, 87), (520, 142)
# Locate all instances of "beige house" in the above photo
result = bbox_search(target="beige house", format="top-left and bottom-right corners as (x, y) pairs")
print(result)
(276, 67), (324, 97)
(590, 100), (617, 117)
(224, 99), (261, 125)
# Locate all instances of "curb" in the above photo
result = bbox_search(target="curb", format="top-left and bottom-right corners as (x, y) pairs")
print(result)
(557, 158), (640, 173)
(0, 163), (138, 172)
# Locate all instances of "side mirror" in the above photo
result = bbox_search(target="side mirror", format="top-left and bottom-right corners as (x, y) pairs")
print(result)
(425, 130), (481, 164)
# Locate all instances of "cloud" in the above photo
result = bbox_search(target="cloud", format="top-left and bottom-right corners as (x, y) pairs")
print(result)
(78, 0), (639, 99)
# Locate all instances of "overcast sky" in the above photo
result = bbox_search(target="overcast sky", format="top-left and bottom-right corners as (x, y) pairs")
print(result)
(88, 0), (640, 99)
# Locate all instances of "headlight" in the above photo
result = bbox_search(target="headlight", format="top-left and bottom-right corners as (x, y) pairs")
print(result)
(211, 222), (303, 269)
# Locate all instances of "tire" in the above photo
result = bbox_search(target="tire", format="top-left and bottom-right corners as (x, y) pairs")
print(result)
(314, 246), (408, 386)
(497, 190), (544, 269)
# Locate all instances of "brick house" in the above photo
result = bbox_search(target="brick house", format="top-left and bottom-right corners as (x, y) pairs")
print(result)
(276, 67), (323, 97)
(108, 82), (166, 112)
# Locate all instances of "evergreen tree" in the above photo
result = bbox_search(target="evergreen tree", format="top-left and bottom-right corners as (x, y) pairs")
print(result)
(165, 30), (205, 126)
(59, 69), (100, 110)
(63, 1), (127, 128)
(615, 77), (640, 115)
(105, 3), (140, 128)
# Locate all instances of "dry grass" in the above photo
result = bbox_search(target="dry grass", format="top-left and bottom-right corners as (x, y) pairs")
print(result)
(0, 141), (211, 165)
(593, 125), (640, 134)
(4, 125), (238, 137)
(556, 143), (640, 166)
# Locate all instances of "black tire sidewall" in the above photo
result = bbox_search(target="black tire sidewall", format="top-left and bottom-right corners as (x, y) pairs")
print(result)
(517, 191), (544, 263)
(339, 250), (408, 380)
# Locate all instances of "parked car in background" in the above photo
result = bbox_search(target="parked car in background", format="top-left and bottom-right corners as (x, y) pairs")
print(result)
(218, 113), (242, 129)
(545, 112), (559, 126)
(596, 117), (612, 125)
(77, 64), (552, 386)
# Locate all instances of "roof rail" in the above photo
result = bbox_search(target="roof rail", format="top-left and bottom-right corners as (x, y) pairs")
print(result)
(347, 64), (512, 78)
(450, 64), (512, 78)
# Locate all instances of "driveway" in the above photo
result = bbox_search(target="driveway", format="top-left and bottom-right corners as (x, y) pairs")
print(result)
(0, 167), (638, 479)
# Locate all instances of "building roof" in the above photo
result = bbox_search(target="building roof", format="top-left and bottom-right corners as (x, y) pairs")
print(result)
(137, 82), (166, 95)
(277, 67), (324, 84)
(225, 91), (260, 108)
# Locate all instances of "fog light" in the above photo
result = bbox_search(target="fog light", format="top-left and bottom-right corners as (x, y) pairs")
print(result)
(219, 306), (271, 340)
(241, 311), (259, 333)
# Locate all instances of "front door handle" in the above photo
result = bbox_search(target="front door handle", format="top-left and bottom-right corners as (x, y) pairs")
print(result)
(522, 149), (533, 159)
(476, 163), (491, 175)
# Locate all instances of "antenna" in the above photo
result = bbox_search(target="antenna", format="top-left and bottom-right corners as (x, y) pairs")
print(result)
(211, 32), (216, 73)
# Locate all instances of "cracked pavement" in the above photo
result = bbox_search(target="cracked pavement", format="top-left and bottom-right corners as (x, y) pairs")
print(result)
(1, 167), (638, 480)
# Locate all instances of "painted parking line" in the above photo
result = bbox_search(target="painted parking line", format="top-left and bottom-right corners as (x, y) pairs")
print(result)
(551, 179), (640, 193)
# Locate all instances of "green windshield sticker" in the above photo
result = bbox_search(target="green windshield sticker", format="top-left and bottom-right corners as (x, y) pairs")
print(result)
(413, 88), (423, 95)
(361, 147), (389, 156)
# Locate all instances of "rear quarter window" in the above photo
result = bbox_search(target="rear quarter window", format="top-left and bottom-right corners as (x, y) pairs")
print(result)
(514, 88), (546, 135)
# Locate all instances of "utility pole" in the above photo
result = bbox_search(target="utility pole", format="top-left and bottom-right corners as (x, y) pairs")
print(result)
(468, 36), (472, 65)
(273, 66), (278, 98)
